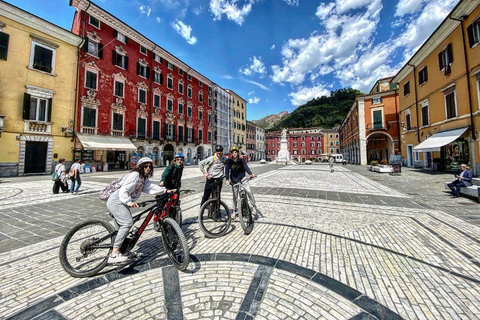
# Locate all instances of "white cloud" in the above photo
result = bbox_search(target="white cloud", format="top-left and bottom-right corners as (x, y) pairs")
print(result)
(395, 0), (424, 17)
(240, 56), (267, 76)
(171, 20), (197, 45)
(209, 0), (254, 26)
(289, 85), (330, 106)
(156, 17), (161, 23)
(222, 75), (234, 79)
(139, 5), (152, 17)
(241, 78), (269, 90)
(283, 0), (299, 6)
(193, 6), (203, 15)
(248, 97), (261, 104)
(335, 0), (373, 14)
(271, 44), (276, 50)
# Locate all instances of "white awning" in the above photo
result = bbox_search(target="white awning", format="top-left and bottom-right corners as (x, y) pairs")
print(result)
(413, 127), (468, 152)
(76, 133), (137, 151)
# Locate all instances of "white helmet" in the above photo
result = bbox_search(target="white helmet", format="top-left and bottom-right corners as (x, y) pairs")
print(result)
(137, 157), (153, 167)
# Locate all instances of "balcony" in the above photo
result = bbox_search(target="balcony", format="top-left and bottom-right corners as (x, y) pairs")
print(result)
(81, 126), (96, 134)
(111, 130), (123, 137)
(24, 120), (52, 134)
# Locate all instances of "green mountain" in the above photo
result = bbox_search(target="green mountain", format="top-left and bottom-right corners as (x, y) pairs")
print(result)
(272, 88), (362, 130)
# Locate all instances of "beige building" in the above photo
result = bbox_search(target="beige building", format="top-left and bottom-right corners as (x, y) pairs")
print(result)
(0, 1), (82, 177)
(392, 0), (480, 174)
(226, 89), (247, 153)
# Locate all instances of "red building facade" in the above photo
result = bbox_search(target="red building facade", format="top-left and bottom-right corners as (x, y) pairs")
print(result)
(70, 0), (214, 168)
(265, 128), (327, 162)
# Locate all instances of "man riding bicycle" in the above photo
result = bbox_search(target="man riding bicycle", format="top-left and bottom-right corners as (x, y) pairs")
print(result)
(225, 147), (256, 218)
(199, 145), (226, 206)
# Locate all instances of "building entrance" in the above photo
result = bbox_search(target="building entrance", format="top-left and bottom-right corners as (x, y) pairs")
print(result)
(24, 141), (47, 173)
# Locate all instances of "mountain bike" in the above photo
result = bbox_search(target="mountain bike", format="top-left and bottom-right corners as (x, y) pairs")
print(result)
(198, 179), (231, 238)
(59, 190), (194, 278)
(232, 176), (255, 235)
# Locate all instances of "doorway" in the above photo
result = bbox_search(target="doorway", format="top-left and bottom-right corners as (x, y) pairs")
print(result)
(25, 141), (47, 173)
(163, 144), (174, 165)
(407, 145), (413, 167)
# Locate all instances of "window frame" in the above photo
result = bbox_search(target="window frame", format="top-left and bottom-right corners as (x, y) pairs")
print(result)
(167, 98), (173, 112)
(138, 88), (147, 104)
(167, 76), (173, 90)
(85, 70), (98, 90)
(153, 93), (161, 108)
(0, 31), (9, 60)
(114, 80), (124, 98)
(444, 87), (457, 119)
(403, 81), (410, 97)
(420, 100), (429, 127)
(112, 112), (124, 132)
(89, 15), (100, 29)
(419, 66), (428, 85)
(29, 40), (56, 75)
(140, 45), (147, 55)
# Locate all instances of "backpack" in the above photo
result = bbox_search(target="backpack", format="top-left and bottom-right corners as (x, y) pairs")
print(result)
(99, 178), (122, 201)
(51, 164), (61, 181)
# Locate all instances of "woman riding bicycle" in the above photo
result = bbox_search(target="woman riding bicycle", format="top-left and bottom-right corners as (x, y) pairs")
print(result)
(225, 147), (256, 219)
(199, 145), (226, 206)
(107, 157), (173, 264)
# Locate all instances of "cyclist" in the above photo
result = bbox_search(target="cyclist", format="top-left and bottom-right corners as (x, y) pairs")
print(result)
(107, 157), (173, 264)
(225, 147), (256, 218)
(160, 153), (185, 190)
(199, 145), (226, 206)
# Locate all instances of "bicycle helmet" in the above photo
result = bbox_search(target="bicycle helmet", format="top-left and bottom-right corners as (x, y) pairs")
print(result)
(230, 147), (239, 153)
(215, 145), (224, 152)
(137, 157), (153, 167)
(174, 153), (185, 159)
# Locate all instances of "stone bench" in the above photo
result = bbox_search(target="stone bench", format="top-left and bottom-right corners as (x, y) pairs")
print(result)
(372, 165), (393, 173)
(444, 178), (480, 202)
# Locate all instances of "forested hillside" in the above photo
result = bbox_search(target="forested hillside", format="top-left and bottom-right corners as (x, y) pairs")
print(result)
(272, 88), (361, 130)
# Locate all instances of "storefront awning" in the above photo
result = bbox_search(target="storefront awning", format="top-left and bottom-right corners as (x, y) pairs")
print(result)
(413, 127), (469, 152)
(76, 133), (137, 151)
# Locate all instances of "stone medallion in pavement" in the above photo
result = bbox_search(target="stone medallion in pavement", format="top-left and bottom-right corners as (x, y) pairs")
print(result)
(0, 164), (479, 320)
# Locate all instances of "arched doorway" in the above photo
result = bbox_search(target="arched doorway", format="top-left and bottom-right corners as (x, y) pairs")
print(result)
(187, 148), (192, 165)
(163, 144), (174, 166)
(197, 146), (204, 162)
(366, 132), (394, 164)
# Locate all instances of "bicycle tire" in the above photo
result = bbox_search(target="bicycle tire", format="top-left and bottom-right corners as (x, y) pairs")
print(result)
(161, 217), (190, 271)
(238, 195), (254, 235)
(59, 219), (115, 278)
(198, 199), (231, 238)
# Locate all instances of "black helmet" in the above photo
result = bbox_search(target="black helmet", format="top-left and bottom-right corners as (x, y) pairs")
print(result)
(215, 145), (224, 152)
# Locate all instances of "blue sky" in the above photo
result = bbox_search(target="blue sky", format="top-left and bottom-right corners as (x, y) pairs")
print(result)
(5, 0), (460, 121)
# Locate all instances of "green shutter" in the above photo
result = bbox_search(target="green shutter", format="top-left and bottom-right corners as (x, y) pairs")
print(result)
(47, 98), (52, 122)
(0, 32), (10, 60)
(23, 93), (31, 120)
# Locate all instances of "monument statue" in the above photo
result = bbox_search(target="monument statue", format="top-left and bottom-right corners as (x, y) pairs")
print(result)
(276, 128), (291, 164)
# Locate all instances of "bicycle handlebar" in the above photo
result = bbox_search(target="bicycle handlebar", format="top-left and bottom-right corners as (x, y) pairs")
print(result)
(231, 175), (256, 187)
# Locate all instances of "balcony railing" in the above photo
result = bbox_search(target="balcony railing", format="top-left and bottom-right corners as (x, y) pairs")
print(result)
(81, 126), (96, 134)
(24, 120), (52, 134)
(111, 130), (123, 137)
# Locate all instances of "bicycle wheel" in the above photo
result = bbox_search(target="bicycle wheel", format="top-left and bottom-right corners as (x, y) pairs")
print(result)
(198, 199), (231, 238)
(59, 219), (115, 278)
(161, 217), (190, 271)
(238, 195), (254, 235)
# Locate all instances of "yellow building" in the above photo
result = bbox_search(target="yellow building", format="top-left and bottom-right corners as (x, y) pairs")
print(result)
(0, 1), (82, 176)
(324, 129), (340, 155)
(226, 90), (247, 153)
(392, 0), (480, 174)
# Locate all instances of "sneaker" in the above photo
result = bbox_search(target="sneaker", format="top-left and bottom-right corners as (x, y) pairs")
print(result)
(123, 251), (137, 259)
(108, 252), (129, 264)
(73, 191), (78, 195)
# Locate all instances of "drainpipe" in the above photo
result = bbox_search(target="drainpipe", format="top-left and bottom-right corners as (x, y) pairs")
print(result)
(407, 63), (420, 143)
(150, 45), (156, 141)
(450, 15), (477, 174)
(394, 88), (401, 154)
(71, 2), (91, 159)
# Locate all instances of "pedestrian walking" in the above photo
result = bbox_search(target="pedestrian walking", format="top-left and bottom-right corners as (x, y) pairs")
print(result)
(69, 159), (83, 194)
(328, 155), (335, 172)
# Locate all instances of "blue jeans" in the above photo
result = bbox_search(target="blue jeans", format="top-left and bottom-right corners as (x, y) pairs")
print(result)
(70, 175), (81, 193)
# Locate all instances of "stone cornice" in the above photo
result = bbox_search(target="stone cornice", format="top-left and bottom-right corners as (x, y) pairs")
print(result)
(392, 0), (479, 84)
(1, 1), (81, 46)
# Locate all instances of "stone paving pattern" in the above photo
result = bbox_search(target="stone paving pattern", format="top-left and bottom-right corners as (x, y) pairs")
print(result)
(0, 163), (479, 319)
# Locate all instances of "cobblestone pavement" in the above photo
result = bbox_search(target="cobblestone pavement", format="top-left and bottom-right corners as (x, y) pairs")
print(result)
(0, 163), (479, 319)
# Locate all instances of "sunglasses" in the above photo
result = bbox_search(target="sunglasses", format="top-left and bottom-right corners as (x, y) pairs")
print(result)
(143, 164), (152, 168)
(176, 158), (184, 161)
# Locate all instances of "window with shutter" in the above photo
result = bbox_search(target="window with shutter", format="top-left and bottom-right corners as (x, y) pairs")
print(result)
(373, 110), (382, 129)
(153, 121), (160, 139)
(82, 107), (96, 128)
(0, 32), (9, 60)
(30, 42), (55, 74)
(467, 19), (480, 48)
(137, 118), (146, 138)
(445, 88), (457, 119)
(85, 70), (97, 90)
(112, 113), (123, 131)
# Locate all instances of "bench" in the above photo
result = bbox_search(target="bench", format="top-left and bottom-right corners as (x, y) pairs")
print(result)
(373, 165), (394, 173)
(444, 177), (480, 202)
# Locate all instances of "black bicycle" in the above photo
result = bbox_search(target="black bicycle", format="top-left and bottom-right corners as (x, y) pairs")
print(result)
(232, 176), (255, 235)
(59, 190), (194, 278)
(198, 179), (231, 237)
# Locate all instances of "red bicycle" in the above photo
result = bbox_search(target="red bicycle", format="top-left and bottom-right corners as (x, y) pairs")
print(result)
(59, 189), (194, 278)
